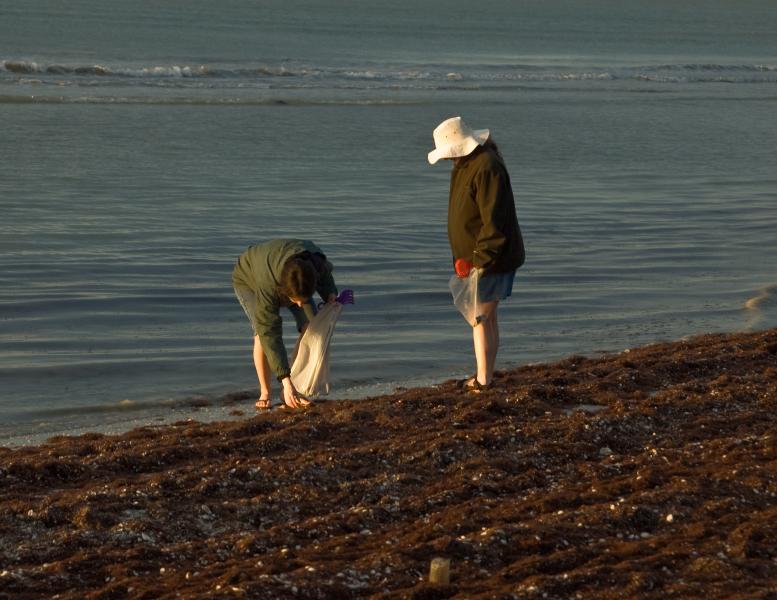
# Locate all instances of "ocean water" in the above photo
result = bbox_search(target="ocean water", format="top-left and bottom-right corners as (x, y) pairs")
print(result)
(2, 0), (776, 446)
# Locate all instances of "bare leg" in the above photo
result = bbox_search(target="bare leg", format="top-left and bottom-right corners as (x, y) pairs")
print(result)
(472, 300), (499, 386)
(487, 305), (499, 377)
(253, 335), (272, 402)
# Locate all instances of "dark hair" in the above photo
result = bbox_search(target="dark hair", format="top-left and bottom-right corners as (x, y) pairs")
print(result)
(279, 257), (317, 300)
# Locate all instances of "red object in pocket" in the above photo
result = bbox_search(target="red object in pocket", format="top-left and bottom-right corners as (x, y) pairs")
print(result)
(455, 258), (473, 278)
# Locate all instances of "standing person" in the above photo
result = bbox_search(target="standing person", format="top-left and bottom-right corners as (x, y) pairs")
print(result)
(428, 116), (526, 392)
(232, 239), (338, 409)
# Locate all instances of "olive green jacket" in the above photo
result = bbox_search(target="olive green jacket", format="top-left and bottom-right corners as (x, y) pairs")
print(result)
(232, 239), (337, 379)
(448, 145), (525, 273)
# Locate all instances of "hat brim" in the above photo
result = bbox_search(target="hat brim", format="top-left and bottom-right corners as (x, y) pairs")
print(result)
(427, 128), (490, 165)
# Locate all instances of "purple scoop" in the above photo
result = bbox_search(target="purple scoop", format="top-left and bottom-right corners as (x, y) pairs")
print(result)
(336, 289), (354, 305)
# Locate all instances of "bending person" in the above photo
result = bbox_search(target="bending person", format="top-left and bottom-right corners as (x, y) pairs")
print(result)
(232, 239), (337, 409)
(428, 116), (526, 391)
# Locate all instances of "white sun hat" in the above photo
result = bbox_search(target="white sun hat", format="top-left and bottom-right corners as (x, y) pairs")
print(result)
(427, 116), (490, 165)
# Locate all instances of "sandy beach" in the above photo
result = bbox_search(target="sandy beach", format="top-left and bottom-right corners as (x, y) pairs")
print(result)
(1, 327), (776, 599)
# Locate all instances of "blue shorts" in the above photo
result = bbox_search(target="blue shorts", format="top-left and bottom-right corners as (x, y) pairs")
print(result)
(478, 270), (516, 302)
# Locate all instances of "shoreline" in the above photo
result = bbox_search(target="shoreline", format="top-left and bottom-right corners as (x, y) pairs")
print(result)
(1, 327), (776, 598)
(0, 372), (471, 450)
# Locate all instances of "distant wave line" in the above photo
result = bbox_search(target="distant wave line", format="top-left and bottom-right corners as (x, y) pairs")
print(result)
(3, 59), (776, 84)
(1, 60), (439, 81)
(1, 60), (301, 78)
(648, 63), (777, 73)
(0, 95), (425, 106)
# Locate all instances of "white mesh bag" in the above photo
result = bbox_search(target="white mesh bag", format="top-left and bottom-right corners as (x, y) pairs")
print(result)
(290, 302), (343, 397)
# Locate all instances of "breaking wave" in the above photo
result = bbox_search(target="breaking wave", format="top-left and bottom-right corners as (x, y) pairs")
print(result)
(1, 60), (304, 79)
(3, 59), (777, 86)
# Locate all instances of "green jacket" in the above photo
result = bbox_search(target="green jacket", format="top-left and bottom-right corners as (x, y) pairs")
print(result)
(448, 145), (525, 273)
(232, 239), (337, 379)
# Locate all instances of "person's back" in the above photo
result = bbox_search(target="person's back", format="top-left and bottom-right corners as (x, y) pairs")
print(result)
(232, 239), (320, 292)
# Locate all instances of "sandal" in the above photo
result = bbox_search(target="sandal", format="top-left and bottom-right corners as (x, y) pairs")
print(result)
(457, 374), (478, 390)
(466, 379), (493, 394)
(255, 397), (272, 410)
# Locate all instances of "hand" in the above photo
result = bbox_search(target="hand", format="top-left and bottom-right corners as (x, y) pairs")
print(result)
(281, 377), (311, 409)
(455, 258), (473, 278)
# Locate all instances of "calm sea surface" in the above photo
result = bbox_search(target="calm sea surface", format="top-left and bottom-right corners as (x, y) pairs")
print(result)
(2, 0), (776, 445)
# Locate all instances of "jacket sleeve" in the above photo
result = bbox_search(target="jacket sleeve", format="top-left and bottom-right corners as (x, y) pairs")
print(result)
(472, 165), (511, 271)
(253, 291), (292, 380)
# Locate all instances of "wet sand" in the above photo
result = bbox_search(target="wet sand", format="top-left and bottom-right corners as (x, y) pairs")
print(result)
(1, 328), (776, 599)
